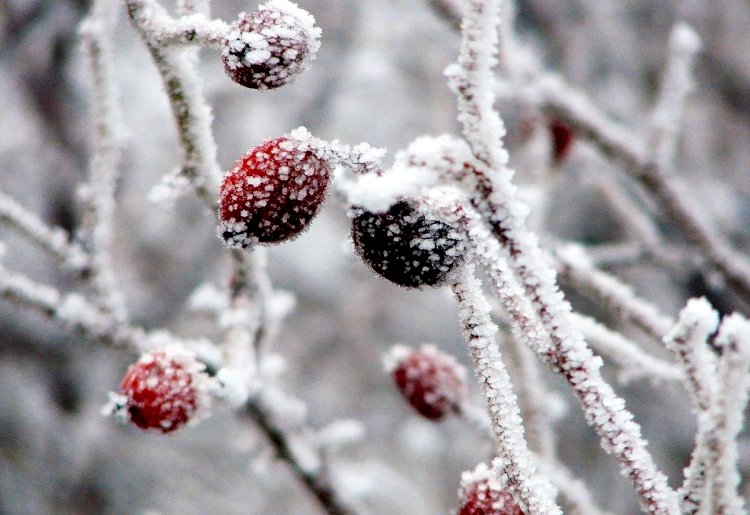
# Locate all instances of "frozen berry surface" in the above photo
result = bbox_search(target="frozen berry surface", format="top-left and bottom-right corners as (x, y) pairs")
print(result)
(351, 200), (466, 288)
(458, 464), (525, 515)
(119, 349), (207, 433)
(219, 136), (332, 247)
(221, 0), (321, 90)
(388, 344), (468, 420)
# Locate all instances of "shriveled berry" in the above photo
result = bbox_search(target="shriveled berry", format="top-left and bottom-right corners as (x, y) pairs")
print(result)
(549, 118), (575, 164)
(385, 344), (468, 420)
(221, 0), (321, 90)
(118, 347), (211, 433)
(219, 135), (332, 247)
(351, 200), (466, 288)
(458, 464), (524, 515)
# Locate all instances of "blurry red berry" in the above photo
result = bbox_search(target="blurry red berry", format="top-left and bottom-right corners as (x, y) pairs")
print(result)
(119, 347), (210, 433)
(458, 464), (524, 515)
(219, 136), (332, 247)
(351, 200), (466, 288)
(548, 119), (575, 163)
(221, 0), (321, 90)
(386, 344), (468, 420)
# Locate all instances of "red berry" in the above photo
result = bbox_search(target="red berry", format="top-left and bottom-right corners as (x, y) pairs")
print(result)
(219, 135), (332, 247)
(119, 347), (211, 433)
(458, 464), (524, 515)
(548, 119), (575, 163)
(351, 200), (466, 288)
(221, 0), (321, 90)
(386, 344), (468, 420)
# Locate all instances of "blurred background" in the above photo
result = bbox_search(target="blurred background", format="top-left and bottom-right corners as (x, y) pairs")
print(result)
(0, 0), (749, 513)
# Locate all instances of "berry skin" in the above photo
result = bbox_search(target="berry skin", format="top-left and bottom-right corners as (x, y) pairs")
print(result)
(385, 344), (468, 420)
(118, 347), (211, 433)
(351, 200), (466, 288)
(219, 136), (332, 247)
(221, 0), (321, 90)
(548, 118), (575, 164)
(458, 464), (524, 515)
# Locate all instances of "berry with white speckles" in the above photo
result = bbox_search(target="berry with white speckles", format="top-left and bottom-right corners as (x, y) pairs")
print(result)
(117, 346), (213, 433)
(219, 135), (332, 247)
(458, 463), (525, 515)
(351, 200), (466, 288)
(385, 344), (468, 420)
(221, 0), (321, 90)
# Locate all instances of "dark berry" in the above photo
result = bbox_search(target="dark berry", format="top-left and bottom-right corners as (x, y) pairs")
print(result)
(221, 0), (321, 90)
(118, 347), (211, 433)
(219, 135), (332, 247)
(458, 464), (524, 515)
(351, 200), (466, 288)
(549, 119), (575, 164)
(386, 344), (468, 420)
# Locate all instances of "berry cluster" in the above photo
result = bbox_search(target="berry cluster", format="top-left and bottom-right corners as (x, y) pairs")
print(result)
(221, 0), (321, 90)
(218, 135), (332, 247)
(385, 344), (468, 420)
(115, 347), (213, 433)
(458, 463), (524, 515)
(351, 200), (466, 288)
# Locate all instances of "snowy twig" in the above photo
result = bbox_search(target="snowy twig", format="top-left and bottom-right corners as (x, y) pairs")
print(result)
(704, 315), (750, 514)
(123, 0), (228, 49)
(573, 312), (683, 385)
(443, 0), (679, 508)
(0, 187), (91, 274)
(451, 264), (561, 514)
(125, 0), (222, 207)
(80, 0), (128, 322)
(555, 244), (674, 341)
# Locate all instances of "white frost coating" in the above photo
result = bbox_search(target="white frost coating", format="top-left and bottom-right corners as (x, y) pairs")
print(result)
(572, 313), (683, 384)
(556, 244), (674, 339)
(338, 135), (472, 212)
(148, 170), (193, 204)
(704, 314), (750, 514)
(451, 265), (561, 514)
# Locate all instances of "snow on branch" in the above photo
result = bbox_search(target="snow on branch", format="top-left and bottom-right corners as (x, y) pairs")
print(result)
(451, 264), (561, 514)
(125, 0), (222, 207)
(124, 0), (228, 49)
(0, 187), (91, 274)
(705, 314), (750, 514)
(571, 312), (683, 385)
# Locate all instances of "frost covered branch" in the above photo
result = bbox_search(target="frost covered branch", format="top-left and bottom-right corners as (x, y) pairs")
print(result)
(451, 264), (561, 514)
(125, 0), (222, 206)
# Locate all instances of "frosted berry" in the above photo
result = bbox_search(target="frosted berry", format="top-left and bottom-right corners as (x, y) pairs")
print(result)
(351, 200), (466, 288)
(458, 464), (524, 515)
(221, 0), (321, 90)
(118, 347), (211, 433)
(385, 344), (468, 420)
(219, 135), (332, 247)
(549, 118), (575, 163)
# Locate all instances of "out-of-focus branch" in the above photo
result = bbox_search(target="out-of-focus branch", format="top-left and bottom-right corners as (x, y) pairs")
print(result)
(0, 187), (91, 274)
(80, 0), (128, 322)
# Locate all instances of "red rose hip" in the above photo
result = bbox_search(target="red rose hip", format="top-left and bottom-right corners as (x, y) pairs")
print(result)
(458, 463), (524, 515)
(118, 347), (212, 433)
(385, 344), (468, 420)
(219, 134), (332, 247)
